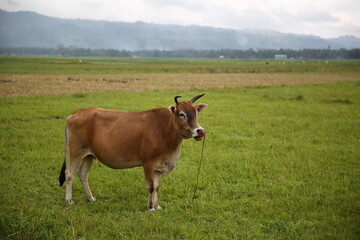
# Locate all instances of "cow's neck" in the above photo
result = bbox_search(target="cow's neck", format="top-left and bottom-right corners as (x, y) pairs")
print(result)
(164, 111), (183, 149)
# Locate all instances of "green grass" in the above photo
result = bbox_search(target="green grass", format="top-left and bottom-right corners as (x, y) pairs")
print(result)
(1, 82), (359, 239)
(1, 56), (359, 74)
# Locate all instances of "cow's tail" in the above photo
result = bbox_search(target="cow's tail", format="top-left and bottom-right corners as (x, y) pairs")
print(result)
(59, 122), (67, 187)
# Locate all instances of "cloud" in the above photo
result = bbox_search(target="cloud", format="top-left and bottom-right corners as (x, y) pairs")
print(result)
(3, 0), (18, 7)
(0, 0), (359, 38)
(146, 0), (205, 10)
(296, 11), (339, 23)
(78, 0), (102, 9)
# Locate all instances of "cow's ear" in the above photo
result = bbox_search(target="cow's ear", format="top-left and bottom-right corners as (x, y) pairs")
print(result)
(196, 103), (207, 113)
(169, 105), (177, 114)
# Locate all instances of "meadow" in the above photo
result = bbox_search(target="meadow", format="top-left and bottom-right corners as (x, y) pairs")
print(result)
(0, 57), (359, 239)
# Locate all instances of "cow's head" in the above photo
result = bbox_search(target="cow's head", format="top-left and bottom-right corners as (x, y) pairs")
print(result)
(170, 94), (207, 141)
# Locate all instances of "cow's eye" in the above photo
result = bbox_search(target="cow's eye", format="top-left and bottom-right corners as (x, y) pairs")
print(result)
(179, 112), (186, 119)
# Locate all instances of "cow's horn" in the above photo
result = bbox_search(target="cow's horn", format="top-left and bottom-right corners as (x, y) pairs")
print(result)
(174, 96), (182, 105)
(190, 94), (205, 103)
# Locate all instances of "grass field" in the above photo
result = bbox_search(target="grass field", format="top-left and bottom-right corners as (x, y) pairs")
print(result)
(1, 57), (359, 96)
(0, 57), (360, 239)
(1, 57), (359, 75)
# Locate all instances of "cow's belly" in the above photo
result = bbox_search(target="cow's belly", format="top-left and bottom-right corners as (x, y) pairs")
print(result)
(90, 135), (144, 169)
(98, 156), (142, 169)
(92, 150), (142, 169)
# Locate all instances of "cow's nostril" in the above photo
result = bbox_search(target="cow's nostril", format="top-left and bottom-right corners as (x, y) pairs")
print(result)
(197, 129), (205, 137)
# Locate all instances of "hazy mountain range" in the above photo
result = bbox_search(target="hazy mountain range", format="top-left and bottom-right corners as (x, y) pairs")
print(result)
(1, 9), (359, 51)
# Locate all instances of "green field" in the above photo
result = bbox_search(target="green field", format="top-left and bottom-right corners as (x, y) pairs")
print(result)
(0, 57), (360, 239)
(1, 57), (360, 75)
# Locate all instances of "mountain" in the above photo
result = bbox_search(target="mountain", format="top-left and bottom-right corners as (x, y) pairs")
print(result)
(328, 35), (360, 49)
(1, 9), (359, 50)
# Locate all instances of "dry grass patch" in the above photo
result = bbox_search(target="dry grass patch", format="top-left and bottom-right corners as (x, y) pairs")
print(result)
(1, 73), (359, 96)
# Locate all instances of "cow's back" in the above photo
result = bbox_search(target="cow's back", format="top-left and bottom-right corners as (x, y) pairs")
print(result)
(67, 107), (122, 146)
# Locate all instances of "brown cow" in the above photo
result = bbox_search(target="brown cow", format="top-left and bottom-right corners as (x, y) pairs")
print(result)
(59, 94), (207, 210)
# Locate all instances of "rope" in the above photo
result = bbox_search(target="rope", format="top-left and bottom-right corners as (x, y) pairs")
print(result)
(191, 134), (206, 204)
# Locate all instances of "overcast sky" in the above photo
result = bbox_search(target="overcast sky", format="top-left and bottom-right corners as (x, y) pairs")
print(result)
(1, 0), (359, 38)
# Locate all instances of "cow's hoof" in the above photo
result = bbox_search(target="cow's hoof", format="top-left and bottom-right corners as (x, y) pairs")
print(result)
(148, 206), (162, 211)
(87, 196), (96, 202)
(66, 199), (74, 205)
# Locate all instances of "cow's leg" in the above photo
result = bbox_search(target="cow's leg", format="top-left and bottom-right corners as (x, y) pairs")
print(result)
(78, 155), (96, 202)
(151, 172), (161, 210)
(65, 151), (83, 205)
(144, 164), (162, 211)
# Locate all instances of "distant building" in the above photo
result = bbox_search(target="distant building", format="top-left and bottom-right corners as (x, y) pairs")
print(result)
(275, 54), (287, 60)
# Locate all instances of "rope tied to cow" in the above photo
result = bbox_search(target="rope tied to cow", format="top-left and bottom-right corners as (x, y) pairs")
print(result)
(191, 134), (206, 205)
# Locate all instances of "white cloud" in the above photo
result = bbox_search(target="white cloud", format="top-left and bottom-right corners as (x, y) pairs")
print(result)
(0, 0), (359, 38)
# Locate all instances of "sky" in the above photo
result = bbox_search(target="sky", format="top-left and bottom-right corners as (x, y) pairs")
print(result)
(1, 0), (360, 38)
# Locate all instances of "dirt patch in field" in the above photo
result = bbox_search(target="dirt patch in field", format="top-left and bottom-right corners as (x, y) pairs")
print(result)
(0, 73), (359, 96)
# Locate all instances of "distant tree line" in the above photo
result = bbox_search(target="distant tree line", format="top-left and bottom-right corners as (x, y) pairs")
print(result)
(1, 46), (360, 59)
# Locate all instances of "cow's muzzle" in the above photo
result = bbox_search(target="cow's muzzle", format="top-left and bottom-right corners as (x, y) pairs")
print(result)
(194, 128), (205, 141)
